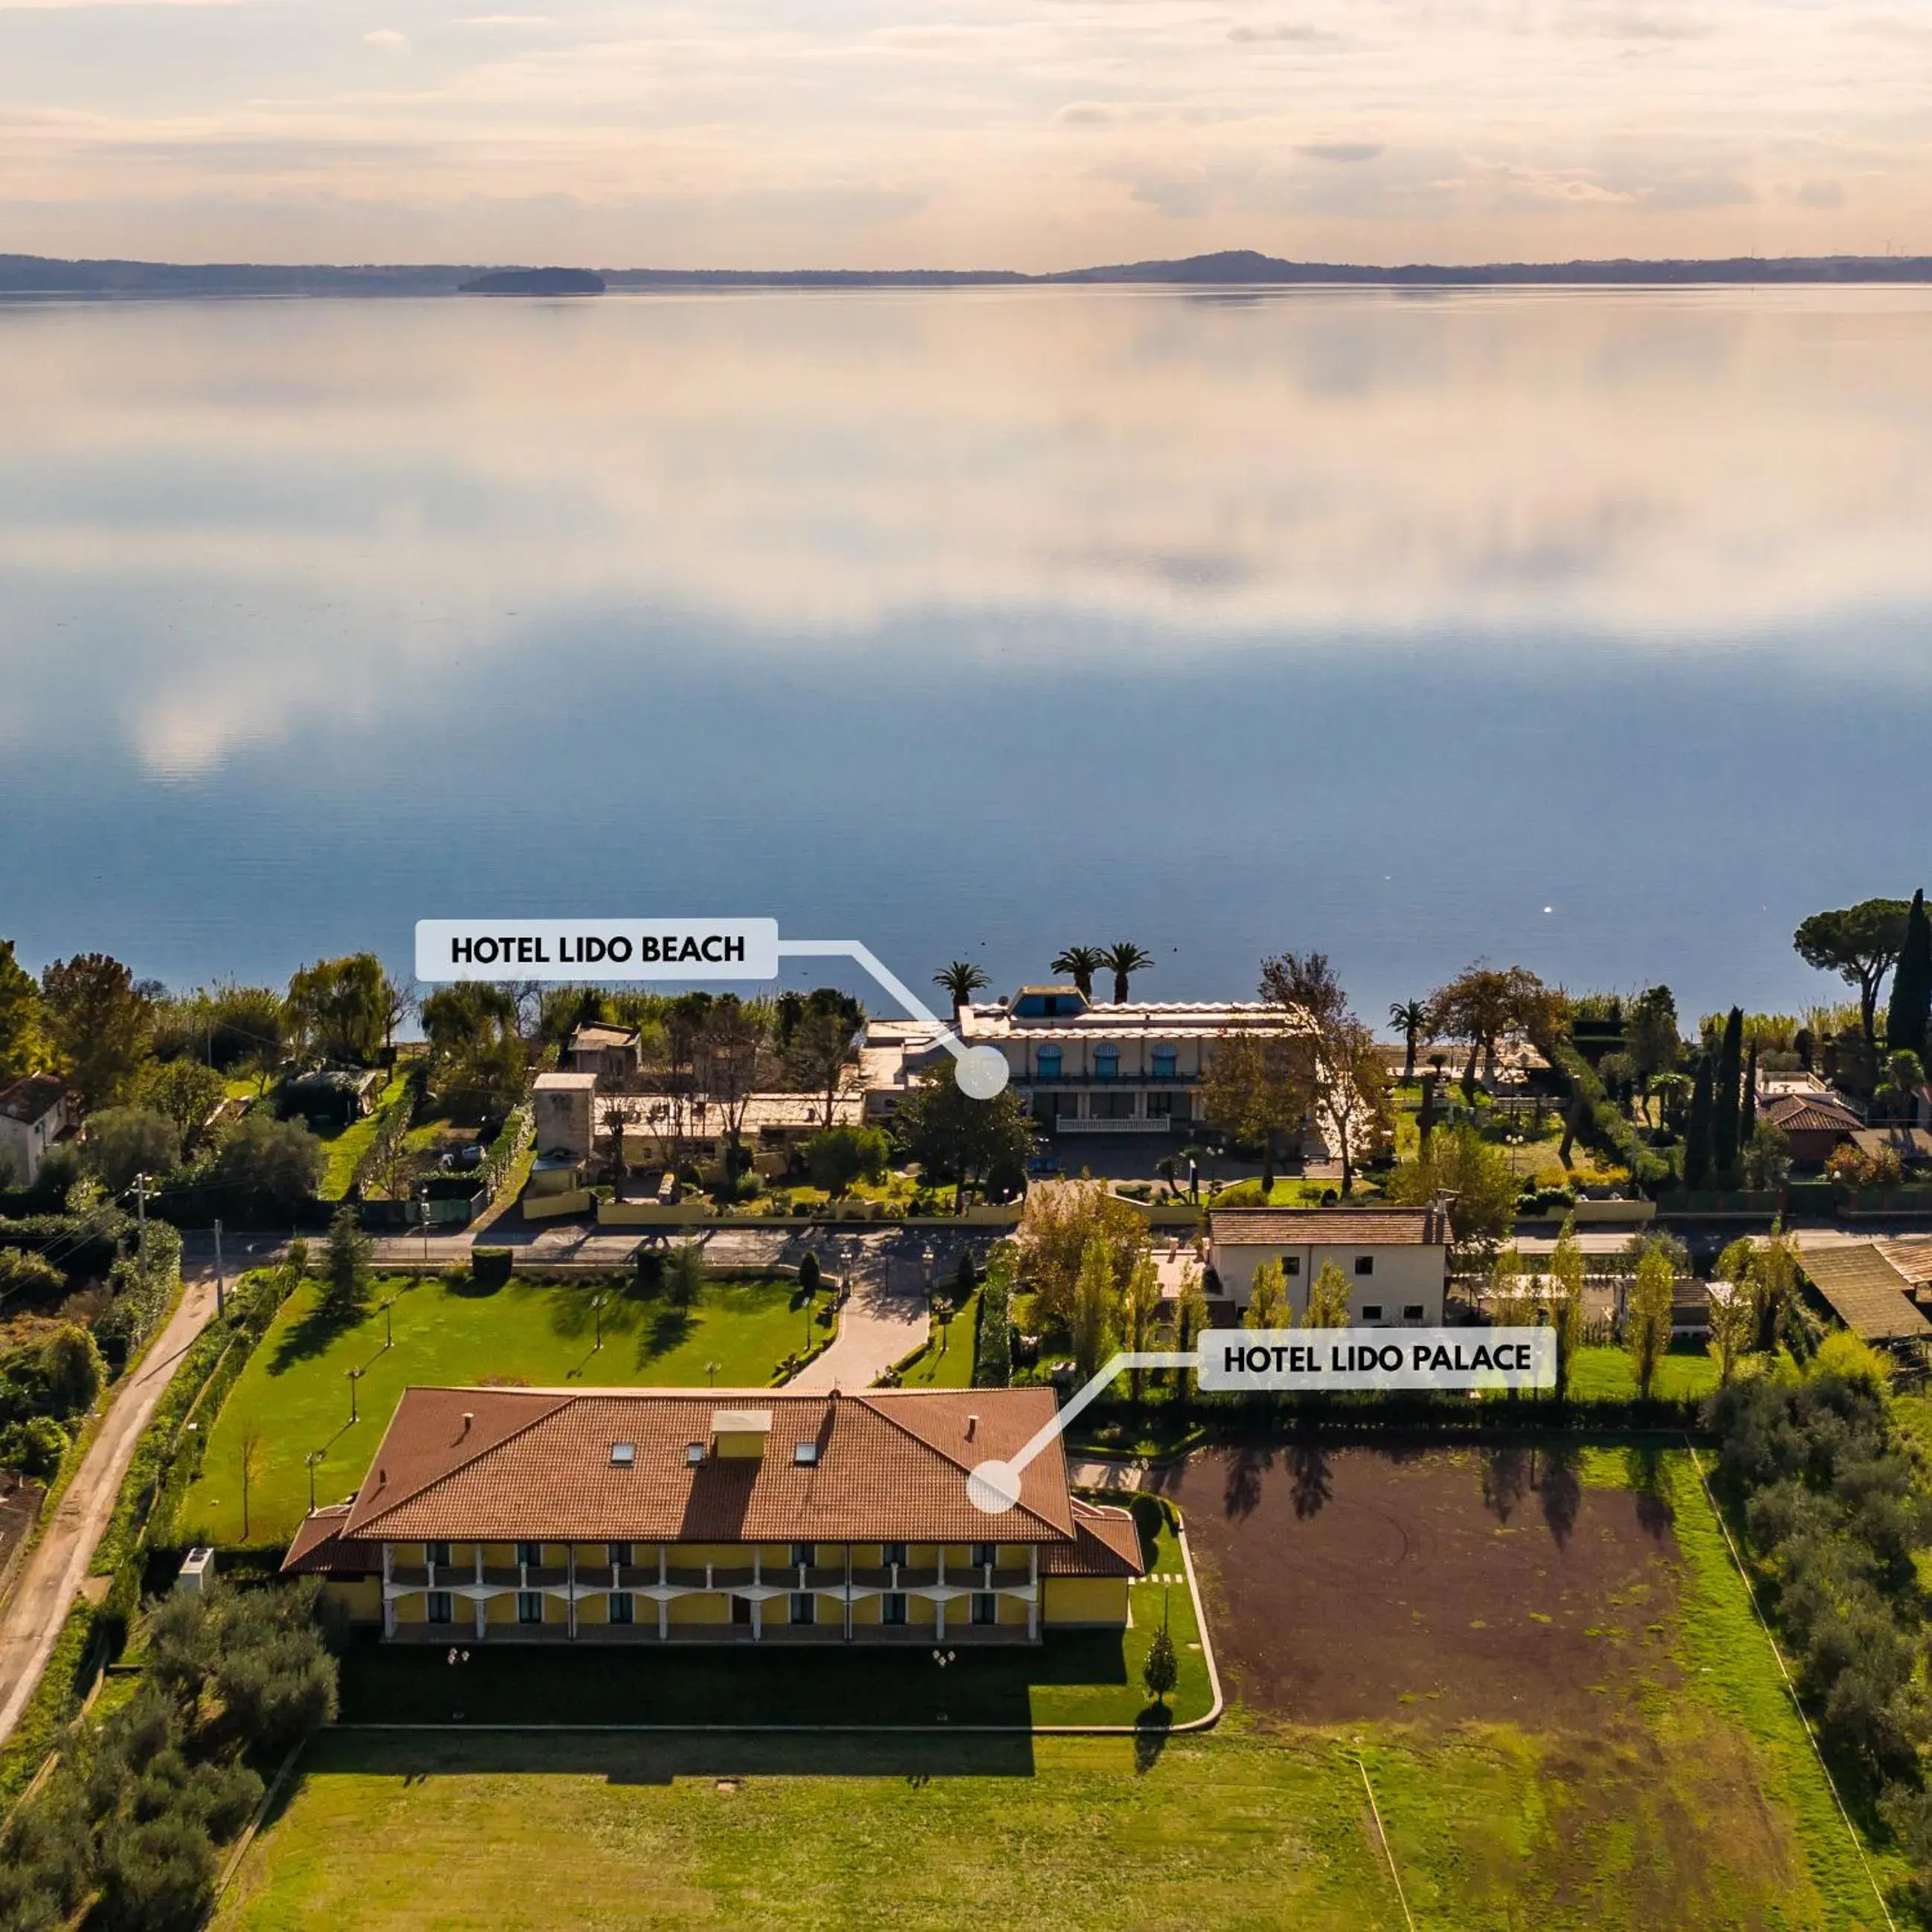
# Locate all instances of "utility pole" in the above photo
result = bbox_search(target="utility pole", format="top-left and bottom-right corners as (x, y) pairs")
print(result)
(213, 1217), (226, 1321)
(134, 1172), (149, 1273)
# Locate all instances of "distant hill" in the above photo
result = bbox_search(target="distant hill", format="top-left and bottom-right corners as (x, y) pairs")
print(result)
(459, 267), (605, 296)
(1044, 248), (1932, 286)
(1, 248), (1927, 299)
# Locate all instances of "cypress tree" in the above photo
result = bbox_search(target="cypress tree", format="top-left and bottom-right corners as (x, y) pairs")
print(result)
(1741, 1041), (1758, 1150)
(1684, 1051), (1714, 1192)
(1712, 1006), (1744, 1182)
(1887, 889), (1932, 1063)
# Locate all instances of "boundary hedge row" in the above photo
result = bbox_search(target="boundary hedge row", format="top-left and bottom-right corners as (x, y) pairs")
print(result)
(1548, 1037), (1673, 1191)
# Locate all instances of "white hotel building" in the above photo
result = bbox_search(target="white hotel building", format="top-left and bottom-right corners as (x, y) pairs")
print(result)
(875, 984), (1310, 1139)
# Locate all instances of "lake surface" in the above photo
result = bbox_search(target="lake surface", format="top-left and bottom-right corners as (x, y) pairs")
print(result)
(1, 285), (1929, 1025)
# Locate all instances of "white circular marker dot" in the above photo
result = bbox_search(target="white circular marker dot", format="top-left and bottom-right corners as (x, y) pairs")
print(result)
(954, 1046), (1010, 1101)
(967, 1458), (1023, 1515)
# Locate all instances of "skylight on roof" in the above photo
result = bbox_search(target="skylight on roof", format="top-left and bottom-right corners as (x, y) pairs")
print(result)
(793, 1443), (819, 1465)
(685, 1441), (705, 1465)
(610, 1443), (635, 1466)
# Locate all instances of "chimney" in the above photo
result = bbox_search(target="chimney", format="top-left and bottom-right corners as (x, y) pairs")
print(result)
(377, 1466), (386, 1487)
(460, 1411), (474, 1435)
(966, 1414), (979, 1441)
(711, 1408), (773, 1459)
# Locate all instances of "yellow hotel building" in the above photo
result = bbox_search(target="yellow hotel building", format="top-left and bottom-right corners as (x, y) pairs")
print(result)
(283, 1384), (1143, 1643)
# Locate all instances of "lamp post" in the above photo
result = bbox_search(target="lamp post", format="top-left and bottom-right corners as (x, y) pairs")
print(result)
(347, 1365), (365, 1425)
(306, 1449), (325, 1513)
(592, 1291), (609, 1352)
(379, 1296), (396, 1350)
(419, 1184), (431, 1271)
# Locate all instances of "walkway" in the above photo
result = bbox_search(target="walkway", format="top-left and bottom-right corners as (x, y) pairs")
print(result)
(790, 1247), (930, 1391)
(0, 1269), (220, 1747)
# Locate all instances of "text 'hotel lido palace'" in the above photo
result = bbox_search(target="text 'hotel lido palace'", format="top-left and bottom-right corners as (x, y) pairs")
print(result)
(285, 1385), (1144, 1643)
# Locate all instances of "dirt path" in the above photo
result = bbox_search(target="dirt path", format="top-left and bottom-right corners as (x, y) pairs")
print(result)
(0, 1271), (220, 1747)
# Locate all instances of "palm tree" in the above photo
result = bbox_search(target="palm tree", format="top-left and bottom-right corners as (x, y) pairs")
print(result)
(1389, 999), (1429, 1083)
(1050, 946), (1106, 999)
(1103, 942), (1153, 1005)
(933, 960), (990, 1018)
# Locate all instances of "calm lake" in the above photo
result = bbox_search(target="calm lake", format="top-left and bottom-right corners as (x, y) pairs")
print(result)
(1, 285), (1928, 1023)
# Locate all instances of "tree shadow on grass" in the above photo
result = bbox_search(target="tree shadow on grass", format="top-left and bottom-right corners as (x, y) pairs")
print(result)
(1133, 1704), (1174, 1774)
(315, 1727), (1037, 1783)
(637, 1307), (695, 1365)
(1624, 1442), (1675, 1539)
(267, 1301), (368, 1376)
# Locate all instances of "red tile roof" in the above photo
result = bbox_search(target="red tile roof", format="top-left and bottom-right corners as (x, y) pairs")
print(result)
(308, 1385), (1117, 1551)
(1209, 1206), (1448, 1247)
(283, 1504), (382, 1575)
(1762, 1094), (1862, 1134)
(1039, 1500), (1144, 1577)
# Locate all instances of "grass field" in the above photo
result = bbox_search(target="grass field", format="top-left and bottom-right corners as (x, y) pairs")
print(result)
(213, 1444), (1909, 1930)
(178, 1271), (825, 1545)
(1565, 1342), (1720, 1403)
(314, 1075), (410, 1200)
(896, 1291), (978, 1388)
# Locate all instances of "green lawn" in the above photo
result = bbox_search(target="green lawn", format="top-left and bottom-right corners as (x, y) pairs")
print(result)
(314, 1075), (410, 1200)
(218, 1728), (1405, 1932)
(1565, 1342), (1721, 1403)
(898, 1292), (978, 1388)
(178, 1272), (825, 1546)
(210, 1446), (1908, 1931)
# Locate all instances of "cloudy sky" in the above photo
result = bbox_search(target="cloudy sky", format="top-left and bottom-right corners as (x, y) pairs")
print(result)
(0, 0), (1927, 268)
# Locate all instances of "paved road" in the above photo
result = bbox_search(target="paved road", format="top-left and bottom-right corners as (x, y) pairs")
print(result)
(0, 1269), (221, 1748)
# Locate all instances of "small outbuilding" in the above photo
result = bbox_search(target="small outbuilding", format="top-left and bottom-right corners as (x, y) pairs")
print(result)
(1206, 1205), (1452, 1327)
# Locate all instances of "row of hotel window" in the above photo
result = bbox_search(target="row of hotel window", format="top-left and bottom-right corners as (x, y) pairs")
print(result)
(1034, 1048), (1178, 1078)
(418, 1542), (996, 1568)
(419, 1591), (1001, 1626)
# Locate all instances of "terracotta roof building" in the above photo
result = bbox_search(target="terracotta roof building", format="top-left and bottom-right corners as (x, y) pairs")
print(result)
(1762, 1092), (1864, 1165)
(285, 1385), (1143, 1645)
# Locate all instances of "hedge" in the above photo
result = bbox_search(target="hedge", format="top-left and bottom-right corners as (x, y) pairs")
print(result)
(1546, 1037), (1672, 1191)
(470, 1246), (513, 1290)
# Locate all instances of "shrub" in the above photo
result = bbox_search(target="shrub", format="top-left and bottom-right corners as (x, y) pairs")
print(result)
(471, 1246), (513, 1291)
(202, 1112), (325, 1221)
(0, 1414), (68, 1479)
(802, 1125), (890, 1194)
(797, 1251), (822, 1295)
(41, 1324), (106, 1419)
(93, 1808), (218, 1932)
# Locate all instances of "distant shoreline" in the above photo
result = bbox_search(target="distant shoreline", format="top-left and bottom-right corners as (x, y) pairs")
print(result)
(2, 245), (1930, 300)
